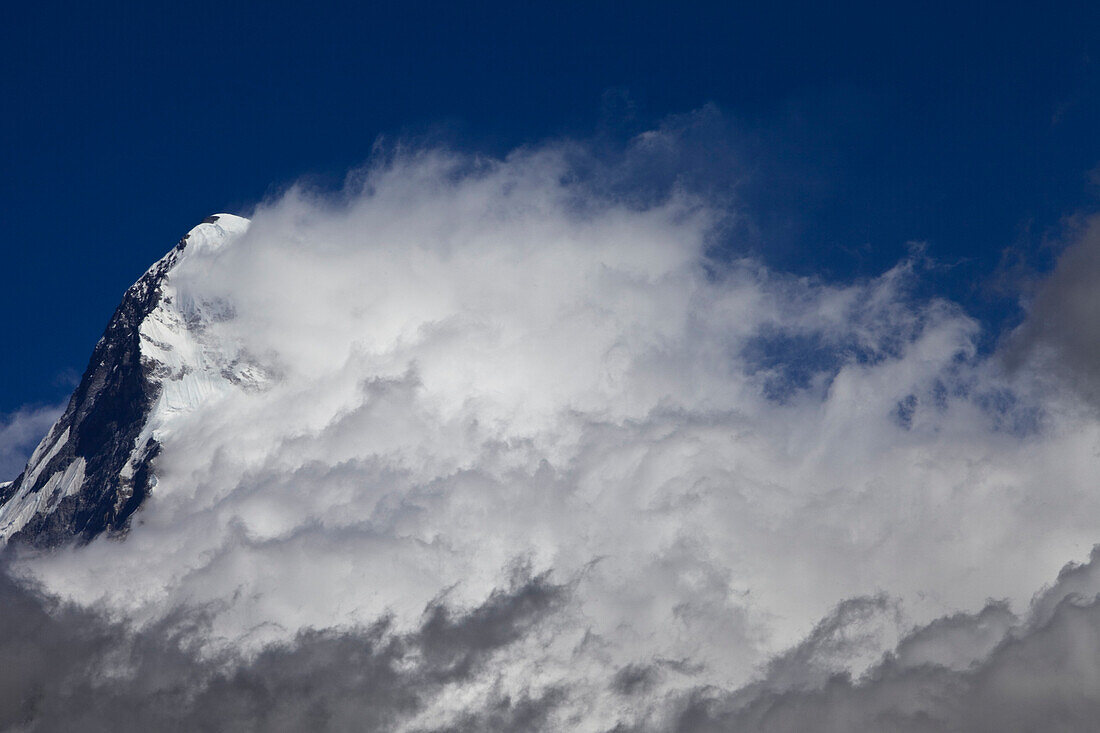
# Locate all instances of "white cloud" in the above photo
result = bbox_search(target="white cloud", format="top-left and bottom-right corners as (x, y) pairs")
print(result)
(0, 403), (64, 482)
(13, 137), (1100, 729)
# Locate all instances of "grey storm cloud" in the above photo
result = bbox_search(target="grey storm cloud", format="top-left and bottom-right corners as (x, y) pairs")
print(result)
(1006, 214), (1100, 406)
(0, 563), (566, 733)
(6, 550), (1100, 732)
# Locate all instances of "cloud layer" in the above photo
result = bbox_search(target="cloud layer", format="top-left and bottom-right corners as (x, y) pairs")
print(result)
(637, 549), (1100, 733)
(0, 563), (566, 732)
(9, 130), (1100, 729)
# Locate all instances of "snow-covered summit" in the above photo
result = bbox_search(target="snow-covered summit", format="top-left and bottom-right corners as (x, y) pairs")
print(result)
(0, 214), (254, 547)
(177, 213), (249, 255)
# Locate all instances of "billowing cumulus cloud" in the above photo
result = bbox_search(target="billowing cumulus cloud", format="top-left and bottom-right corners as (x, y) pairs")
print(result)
(9, 127), (1100, 730)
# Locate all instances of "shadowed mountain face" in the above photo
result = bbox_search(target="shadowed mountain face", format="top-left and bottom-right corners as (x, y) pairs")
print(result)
(0, 215), (250, 548)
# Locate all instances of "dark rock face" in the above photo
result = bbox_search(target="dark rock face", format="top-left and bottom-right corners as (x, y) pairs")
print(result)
(0, 223), (210, 548)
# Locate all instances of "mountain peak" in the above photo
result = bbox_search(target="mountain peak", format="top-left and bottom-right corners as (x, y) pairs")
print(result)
(0, 216), (252, 547)
(192, 212), (250, 235)
(176, 213), (250, 255)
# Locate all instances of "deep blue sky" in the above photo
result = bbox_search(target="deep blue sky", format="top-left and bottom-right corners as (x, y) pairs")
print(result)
(3, 1), (1100, 414)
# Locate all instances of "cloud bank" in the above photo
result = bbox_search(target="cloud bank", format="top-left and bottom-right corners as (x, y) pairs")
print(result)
(5, 551), (1100, 732)
(0, 563), (567, 732)
(9, 126), (1100, 730)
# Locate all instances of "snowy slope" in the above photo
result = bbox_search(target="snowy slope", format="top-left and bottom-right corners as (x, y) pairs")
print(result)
(0, 214), (254, 547)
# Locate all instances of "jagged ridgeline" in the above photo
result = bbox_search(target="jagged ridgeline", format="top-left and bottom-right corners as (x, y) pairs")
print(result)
(0, 215), (257, 548)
